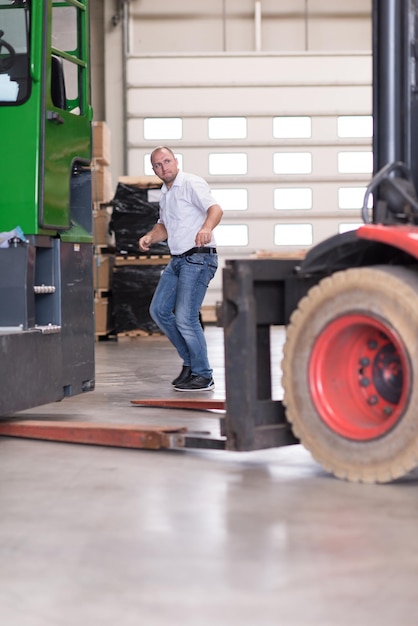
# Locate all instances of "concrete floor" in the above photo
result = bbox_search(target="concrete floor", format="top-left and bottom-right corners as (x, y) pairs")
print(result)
(1, 327), (418, 626)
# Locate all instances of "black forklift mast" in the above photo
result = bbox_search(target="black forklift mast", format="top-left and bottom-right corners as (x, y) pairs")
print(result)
(373, 0), (418, 186)
(369, 0), (418, 225)
(222, 0), (418, 453)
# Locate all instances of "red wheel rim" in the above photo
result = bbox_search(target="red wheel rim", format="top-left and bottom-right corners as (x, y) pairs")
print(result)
(309, 313), (410, 440)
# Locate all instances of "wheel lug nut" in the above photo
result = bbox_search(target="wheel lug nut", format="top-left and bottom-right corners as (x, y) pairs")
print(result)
(360, 377), (370, 387)
(359, 357), (370, 366)
(368, 395), (378, 405)
(368, 340), (378, 350)
(383, 406), (393, 416)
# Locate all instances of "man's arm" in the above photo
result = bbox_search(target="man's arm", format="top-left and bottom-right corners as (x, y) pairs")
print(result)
(195, 204), (223, 247)
(138, 223), (168, 252)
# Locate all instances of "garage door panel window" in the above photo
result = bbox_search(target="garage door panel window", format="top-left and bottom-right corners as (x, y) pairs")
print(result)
(144, 117), (183, 140)
(337, 115), (372, 138)
(338, 187), (372, 209)
(339, 223), (363, 233)
(274, 224), (313, 246)
(274, 188), (312, 210)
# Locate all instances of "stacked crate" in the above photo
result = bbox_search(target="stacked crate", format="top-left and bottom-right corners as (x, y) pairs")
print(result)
(109, 176), (169, 337)
(92, 121), (115, 338)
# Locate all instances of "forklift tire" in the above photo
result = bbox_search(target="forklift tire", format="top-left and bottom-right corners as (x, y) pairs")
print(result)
(282, 265), (418, 483)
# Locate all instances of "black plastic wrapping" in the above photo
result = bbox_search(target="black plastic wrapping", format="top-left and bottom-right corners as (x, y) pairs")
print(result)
(109, 183), (170, 256)
(112, 264), (167, 334)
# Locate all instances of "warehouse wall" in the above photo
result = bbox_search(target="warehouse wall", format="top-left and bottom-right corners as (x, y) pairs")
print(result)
(90, 0), (372, 305)
(95, 0), (372, 181)
(128, 1), (371, 54)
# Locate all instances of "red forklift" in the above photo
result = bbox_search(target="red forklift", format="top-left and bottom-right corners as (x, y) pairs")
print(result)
(223, 0), (418, 483)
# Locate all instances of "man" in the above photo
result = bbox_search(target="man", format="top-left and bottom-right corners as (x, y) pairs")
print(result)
(138, 146), (223, 391)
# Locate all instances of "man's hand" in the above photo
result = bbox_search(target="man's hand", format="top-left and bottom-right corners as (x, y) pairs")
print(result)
(138, 234), (152, 252)
(139, 224), (168, 252)
(195, 204), (223, 246)
(195, 226), (212, 247)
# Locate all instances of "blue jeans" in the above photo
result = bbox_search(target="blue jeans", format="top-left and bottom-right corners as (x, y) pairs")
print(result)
(150, 253), (218, 378)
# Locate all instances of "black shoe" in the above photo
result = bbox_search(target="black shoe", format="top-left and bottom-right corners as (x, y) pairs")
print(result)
(174, 375), (215, 392)
(171, 365), (192, 386)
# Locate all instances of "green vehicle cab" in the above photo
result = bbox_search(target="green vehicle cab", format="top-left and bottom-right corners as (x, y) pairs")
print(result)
(0, 0), (95, 415)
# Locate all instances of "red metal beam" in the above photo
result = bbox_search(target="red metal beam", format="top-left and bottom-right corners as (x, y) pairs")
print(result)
(0, 420), (187, 450)
(130, 398), (225, 411)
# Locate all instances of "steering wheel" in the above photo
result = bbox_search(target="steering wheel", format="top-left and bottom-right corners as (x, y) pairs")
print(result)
(0, 30), (16, 73)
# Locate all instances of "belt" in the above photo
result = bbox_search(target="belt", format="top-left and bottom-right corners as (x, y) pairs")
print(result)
(172, 247), (217, 258)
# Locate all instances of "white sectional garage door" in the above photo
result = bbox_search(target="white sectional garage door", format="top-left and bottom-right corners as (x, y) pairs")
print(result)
(125, 51), (372, 304)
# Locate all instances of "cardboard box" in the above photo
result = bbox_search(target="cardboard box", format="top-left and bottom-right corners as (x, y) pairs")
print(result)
(92, 164), (113, 203)
(118, 175), (162, 189)
(94, 296), (111, 335)
(93, 207), (112, 246)
(93, 121), (111, 165)
(93, 254), (115, 290)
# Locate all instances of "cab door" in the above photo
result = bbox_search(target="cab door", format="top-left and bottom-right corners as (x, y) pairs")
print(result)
(0, 0), (38, 234)
(40, 0), (91, 231)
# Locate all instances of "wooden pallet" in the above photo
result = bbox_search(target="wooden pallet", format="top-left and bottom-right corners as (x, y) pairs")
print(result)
(94, 288), (111, 299)
(115, 255), (170, 266)
(94, 244), (116, 255)
(117, 329), (164, 339)
(253, 249), (307, 260)
(95, 330), (116, 342)
(200, 305), (218, 324)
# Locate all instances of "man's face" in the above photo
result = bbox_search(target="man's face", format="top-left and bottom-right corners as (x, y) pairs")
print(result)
(151, 150), (179, 187)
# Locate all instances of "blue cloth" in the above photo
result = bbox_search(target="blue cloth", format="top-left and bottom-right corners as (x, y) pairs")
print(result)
(150, 252), (218, 378)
